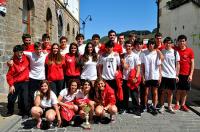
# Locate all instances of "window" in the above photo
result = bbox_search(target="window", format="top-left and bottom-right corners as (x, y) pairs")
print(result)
(22, 0), (34, 34)
(72, 28), (75, 35)
(67, 23), (70, 35)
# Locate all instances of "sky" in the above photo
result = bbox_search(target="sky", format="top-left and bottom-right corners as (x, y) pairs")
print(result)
(80, 0), (157, 39)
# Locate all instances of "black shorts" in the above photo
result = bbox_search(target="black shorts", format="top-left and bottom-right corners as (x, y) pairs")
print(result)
(145, 80), (159, 88)
(177, 75), (191, 91)
(42, 107), (54, 117)
(160, 77), (176, 90)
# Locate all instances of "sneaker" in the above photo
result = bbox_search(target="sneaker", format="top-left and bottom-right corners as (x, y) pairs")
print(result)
(181, 105), (189, 112)
(118, 109), (126, 114)
(6, 111), (13, 117)
(151, 107), (158, 116)
(159, 106), (165, 114)
(132, 110), (141, 118)
(167, 107), (175, 114)
(110, 115), (116, 123)
(49, 122), (54, 129)
(173, 104), (180, 111)
(22, 115), (29, 120)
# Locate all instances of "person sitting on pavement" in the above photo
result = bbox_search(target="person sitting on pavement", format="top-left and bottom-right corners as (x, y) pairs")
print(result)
(31, 80), (61, 129)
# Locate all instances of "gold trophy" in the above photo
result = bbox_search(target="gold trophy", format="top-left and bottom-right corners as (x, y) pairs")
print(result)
(82, 105), (91, 129)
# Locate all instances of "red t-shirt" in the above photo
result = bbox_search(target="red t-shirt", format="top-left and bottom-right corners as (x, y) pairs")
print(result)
(157, 43), (165, 51)
(22, 43), (35, 52)
(6, 55), (29, 87)
(64, 53), (80, 76)
(101, 84), (116, 106)
(45, 56), (65, 81)
(99, 43), (123, 54)
(177, 47), (194, 75)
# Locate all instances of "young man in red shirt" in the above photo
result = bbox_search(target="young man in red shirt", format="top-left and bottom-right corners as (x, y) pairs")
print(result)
(155, 32), (165, 51)
(42, 33), (52, 53)
(21, 34), (35, 52)
(174, 35), (194, 112)
(6, 45), (30, 119)
(99, 30), (123, 54)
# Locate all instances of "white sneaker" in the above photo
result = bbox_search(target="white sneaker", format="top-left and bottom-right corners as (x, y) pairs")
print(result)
(168, 107), (175, 114)
(159, 106), (165, 114)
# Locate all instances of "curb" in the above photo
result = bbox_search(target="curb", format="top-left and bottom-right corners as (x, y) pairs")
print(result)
(186, 103), (200, 116)
(0, 115), (21, 132)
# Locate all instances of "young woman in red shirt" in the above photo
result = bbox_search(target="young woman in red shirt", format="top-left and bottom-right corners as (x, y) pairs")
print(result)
(45, 43), (65, 96)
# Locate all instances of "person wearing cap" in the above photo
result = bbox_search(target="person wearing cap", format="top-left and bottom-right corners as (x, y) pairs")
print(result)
(159, 37), (180, 114)
(6, 45), (30, 118)
(141, 38), (162, 115)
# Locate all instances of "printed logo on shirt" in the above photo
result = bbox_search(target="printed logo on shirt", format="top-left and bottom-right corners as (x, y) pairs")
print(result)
(106, 58), (114, 62)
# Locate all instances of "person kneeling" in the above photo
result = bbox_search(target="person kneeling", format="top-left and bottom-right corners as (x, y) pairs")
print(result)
(94, 78), (117, 122)
(31, 80), (61, 129)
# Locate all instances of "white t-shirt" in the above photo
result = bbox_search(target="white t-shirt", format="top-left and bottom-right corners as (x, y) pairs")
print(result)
(122, 52), (141, 80)
(59, 88), (77, 102)
(81, 56), (98, 80)
(141, 50), (161, 80)
(60, 45), (69, 56)
(24, 51), (48, 80)
(78, 44), (86, 55)
(75, 89), (88, 99)
(161, 49), (180, 78)
(98, 52), (120, 80)
(34, 90), (58, 109)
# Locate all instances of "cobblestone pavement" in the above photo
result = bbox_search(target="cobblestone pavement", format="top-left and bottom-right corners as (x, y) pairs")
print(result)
(8, 109), (200, 132)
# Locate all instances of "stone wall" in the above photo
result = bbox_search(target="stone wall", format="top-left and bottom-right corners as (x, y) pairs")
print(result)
(0, 0), (80, 93)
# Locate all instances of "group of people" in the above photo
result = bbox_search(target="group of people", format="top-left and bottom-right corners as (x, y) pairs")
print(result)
(6, 30), (194, 129)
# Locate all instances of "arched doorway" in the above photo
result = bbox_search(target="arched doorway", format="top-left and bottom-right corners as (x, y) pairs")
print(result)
(22, 0), (34, 33)
(46, 8), (52, 38)
(58, 15), (63, 38)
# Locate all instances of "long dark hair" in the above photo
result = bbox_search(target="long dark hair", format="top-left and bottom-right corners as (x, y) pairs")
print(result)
(47, 43), (63, 65)
(39, 80), (51, 100)
(69, 42), (81, 67)
(94, 78), (106, 103)
(67, 79), (81, 95)
(81, 79), (94, 99)
(82, 42), (98, 63)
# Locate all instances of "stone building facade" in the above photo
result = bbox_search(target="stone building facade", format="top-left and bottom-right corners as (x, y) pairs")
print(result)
(0, 0), (80, 93)
(159, 0), (200, 89)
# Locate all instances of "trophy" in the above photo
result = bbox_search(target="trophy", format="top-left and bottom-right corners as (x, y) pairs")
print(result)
(82, 105), (91, 129)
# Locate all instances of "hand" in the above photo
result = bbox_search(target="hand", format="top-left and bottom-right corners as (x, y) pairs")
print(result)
(9, 86), (15, 94)
(142, 77), (145, 85)
(7, 60), (14, 67)
(176, 76), (179, 83)
(158, 77), (162, 85)
(67, 105), (74, 110)
(57, 118), (62, 127)
(132, 78), (137, 84)
(188, 75), (192, 82)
